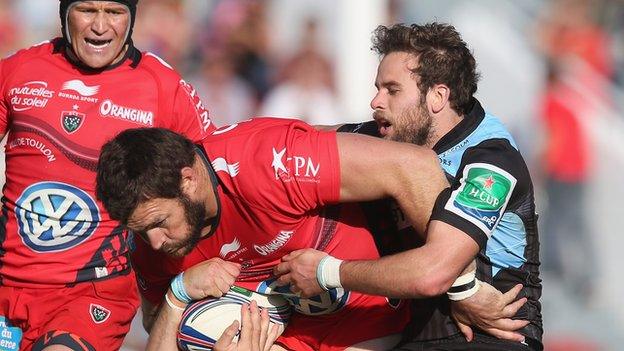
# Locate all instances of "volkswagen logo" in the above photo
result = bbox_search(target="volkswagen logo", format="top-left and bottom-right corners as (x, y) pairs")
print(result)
(15, 182), (100, 252)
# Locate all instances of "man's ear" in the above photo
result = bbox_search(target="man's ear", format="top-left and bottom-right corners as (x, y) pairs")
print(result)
(180, 166), (198, 195)
(427, 84), (451, 114)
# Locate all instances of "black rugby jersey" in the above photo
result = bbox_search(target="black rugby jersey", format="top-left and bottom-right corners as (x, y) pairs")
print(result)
(339, 99), (543, 350)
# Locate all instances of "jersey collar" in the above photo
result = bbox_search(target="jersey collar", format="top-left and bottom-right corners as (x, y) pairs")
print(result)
(53, 37), (142, 73)
(432, 98), (486, 154)
(194, 145), (222, 239)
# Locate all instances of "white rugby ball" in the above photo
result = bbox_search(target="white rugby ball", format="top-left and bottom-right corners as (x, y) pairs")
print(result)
(177, 286), (292, 351)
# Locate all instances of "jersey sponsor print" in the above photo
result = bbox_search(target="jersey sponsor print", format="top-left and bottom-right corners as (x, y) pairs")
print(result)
(445, 163), (516, 235)
(0, 316), (22, 351)
(15, 182), (100, 253)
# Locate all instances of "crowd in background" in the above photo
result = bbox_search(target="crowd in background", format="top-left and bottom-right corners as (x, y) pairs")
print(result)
(2, 0), (624, 350)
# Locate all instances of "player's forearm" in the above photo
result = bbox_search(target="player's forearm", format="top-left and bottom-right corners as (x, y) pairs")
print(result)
(340, 223), (478, 298)
(146, 291), (186, 351)
(141, 297), (160, 333)
(340, 247), (450, 298)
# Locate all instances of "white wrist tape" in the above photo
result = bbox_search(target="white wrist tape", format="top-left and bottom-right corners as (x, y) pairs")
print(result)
(447, 270), (480, 301)
(316, 255), (343, 290)
(164, 293), (186, 312)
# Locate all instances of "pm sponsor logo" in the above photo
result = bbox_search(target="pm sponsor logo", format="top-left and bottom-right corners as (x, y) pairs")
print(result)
(445, 163), (516, 235)
(15, 182), (100, 252)
(9, 81), (54, 112)
(271, 148), (320, 182)
(99, 99), (154, 126)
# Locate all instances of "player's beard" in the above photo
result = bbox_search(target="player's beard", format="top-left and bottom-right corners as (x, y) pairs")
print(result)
(163, 194), (207, 258)
(385, 102), (433, 146)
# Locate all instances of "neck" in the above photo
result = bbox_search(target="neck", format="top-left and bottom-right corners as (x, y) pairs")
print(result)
(194, 153), (220, 238)
(428, 110), (463, 148)
(194, 156), (216, 215)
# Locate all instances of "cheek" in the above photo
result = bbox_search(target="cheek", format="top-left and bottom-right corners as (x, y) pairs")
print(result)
(67, 12), (90, 31)
(389, 95), (411, 112)
(112, 17), (131, 35)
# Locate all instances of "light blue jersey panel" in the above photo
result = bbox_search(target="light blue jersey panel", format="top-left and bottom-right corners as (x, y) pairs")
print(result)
(437, 113), (526, 276)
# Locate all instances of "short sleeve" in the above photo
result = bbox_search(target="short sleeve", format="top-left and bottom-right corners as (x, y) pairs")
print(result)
(207, 119), (342, 216)
(170, 79), (214, 142)
(337, 120), (380, 137)
(431, 139), (530, 249)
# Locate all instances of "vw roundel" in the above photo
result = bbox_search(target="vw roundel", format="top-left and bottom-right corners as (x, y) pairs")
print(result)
(15, 182), (100, 252)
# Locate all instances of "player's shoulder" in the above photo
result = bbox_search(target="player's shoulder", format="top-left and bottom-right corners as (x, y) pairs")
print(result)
(2, 39), (55, 68)
(137, 51), (183, 81)
(475, 114), (517, 149)
(207, 117), (315, 141)
(203, 118), (315, 183)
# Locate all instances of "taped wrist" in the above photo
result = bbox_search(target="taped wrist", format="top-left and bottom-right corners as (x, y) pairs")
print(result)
(316, 255), (343, 290)
(447, 270), (480, 301)
(170, 272), (193, 304)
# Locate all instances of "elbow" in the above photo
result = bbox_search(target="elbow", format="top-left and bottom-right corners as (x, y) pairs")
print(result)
(416, 278), (450, 298)
(406, 147), (441, 172)
(408, 267), (455, 298)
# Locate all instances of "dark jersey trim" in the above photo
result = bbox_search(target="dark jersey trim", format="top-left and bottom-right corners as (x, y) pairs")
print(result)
(337, 121), (379, 136)
(431, 188), (488, 249)
(52, 37), (142, 73)
(433, 98), (484, 154)
(194, 145), (221, 239)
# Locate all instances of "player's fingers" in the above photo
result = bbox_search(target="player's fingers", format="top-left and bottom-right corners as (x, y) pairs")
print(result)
(249, 301), (262, 351)
(213, 277), (232, 297)
(273, 262), (292, 277)
(212, 268), (235, 288)
(484, 327), (526, 343)
(289, 284), (302, 295)
(489, 318), (530, 331)
(502, 297), (527, 317)
(456, 319), (474, 342)
(264, 323), (282, 351)
(222, 272), (237, 288)
(260, 323), (283, 351)
(239, 303), (252, 346)
(223, 262), (242, 277)
(215, 320), (240, 349)
(258, 306), (270, 349)
(501, 284), (523, 305)
(281, 250), (305, 262)
(274, 273), (292, 286)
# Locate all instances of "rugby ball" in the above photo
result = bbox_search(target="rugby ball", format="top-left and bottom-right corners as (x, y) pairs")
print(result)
(177, 286), (292, 351)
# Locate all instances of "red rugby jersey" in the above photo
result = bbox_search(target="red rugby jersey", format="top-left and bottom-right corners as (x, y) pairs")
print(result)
(133, 119), (382, 314)
(0, 38), (214, 287)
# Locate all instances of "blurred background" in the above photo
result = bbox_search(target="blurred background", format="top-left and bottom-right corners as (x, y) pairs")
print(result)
(1, 0), (623, 350)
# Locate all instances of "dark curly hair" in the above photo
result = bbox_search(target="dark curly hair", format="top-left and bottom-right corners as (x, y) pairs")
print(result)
(96, 128), (196, 224)
(372, 22), (480, 115)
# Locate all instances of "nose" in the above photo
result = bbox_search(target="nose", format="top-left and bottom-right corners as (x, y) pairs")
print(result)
(370, 91), (385, 111)
(91, 11), (108, 35)
(146, 228), (167, 251)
